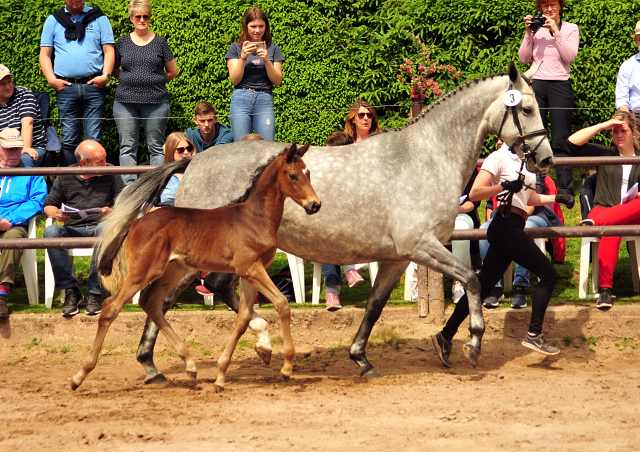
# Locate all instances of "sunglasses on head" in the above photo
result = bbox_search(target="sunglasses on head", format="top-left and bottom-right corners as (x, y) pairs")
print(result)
(133, 14), (150, 21)
(174, 146), (193, 154)
(357, 112), (373, 119)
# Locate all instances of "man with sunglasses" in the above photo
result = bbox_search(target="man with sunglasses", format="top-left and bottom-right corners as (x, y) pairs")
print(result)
(43, 140), (125, 317)
(184, 101), (234, 154)
(39, 0), (114, 166)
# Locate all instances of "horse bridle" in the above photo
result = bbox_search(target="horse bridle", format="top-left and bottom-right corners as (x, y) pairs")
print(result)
(496, 77), (548, 163)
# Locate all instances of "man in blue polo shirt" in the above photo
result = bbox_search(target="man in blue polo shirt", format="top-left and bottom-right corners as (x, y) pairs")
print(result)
(39, 0), (114, 166)
(616, 20), (640, 122)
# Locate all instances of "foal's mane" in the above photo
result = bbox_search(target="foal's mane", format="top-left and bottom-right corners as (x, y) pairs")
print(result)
(385, 72), (508, 132)
(230, 145), (291, 205)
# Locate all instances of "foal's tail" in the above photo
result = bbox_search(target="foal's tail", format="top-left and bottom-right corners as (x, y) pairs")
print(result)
(98, 158), (193, 293)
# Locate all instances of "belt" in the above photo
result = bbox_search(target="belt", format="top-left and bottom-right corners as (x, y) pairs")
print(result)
(56, 73), (102, 84)
(510, 206), (529, 220)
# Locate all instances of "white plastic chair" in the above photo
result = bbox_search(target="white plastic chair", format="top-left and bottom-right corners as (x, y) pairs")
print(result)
(44, 218), (139, 308)
(2, 217), (40, 305)
(579, 236), (640, 298)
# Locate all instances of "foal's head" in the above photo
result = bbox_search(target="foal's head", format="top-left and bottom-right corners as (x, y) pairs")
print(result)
(277, 143), (321, 215)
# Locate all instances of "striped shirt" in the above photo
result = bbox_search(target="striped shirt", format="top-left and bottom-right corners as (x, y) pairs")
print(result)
(0, 87), (47, 150)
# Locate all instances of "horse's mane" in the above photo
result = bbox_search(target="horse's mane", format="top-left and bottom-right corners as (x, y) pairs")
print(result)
(383, 72), (508, 132)
(230, 145), (291, 205)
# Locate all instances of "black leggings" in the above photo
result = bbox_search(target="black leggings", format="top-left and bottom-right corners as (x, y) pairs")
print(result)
(442, 213), (558, 341)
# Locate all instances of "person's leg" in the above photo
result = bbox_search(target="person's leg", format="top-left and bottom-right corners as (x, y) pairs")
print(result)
(85, 224), (104, 296)
(547, 80), (575, 195)
(81, 83), (106, 145)
(597, 236), (622, 289)
(141, 103), (169, 167)
(229, 89), (254, 142)
(513, 215), (548, 288)
(56, 84), (82, 166)
(0, 226), (28, 287)
(20, 147), (47, 167)
(588, 199), (640, 226)
(251, 91), (276, 141)
(113, 101), (141, 186)
(532, 80), (549, 132)
(44, 224), (79, 290)
(322, 264), (342, 288)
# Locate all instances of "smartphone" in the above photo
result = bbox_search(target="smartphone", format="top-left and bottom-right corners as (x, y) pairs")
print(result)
(254, 42), (265, 50)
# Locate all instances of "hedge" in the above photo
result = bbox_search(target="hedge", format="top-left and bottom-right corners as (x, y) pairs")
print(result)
(1, 0), (639, 161)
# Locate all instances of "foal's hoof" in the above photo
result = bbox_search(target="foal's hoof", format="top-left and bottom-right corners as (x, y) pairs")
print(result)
(362, 368), (382, 379)
(144, 373), (168, 385)
(463, 343), (480, 367)
(255, 344), (272, 366)
(70, 381), (80, 391)
(280, 371), (291, 382)
(186, 371), (197, 380)
(214, 384), (224, 393)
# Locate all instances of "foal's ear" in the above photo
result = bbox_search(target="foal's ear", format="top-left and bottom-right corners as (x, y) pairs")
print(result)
(508, 61), (519, 84)
(296, 142), (311, 158)
(285, 143), (298, 163)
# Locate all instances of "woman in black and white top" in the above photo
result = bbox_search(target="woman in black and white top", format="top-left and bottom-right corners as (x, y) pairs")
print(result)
(113, 0), (178, 185)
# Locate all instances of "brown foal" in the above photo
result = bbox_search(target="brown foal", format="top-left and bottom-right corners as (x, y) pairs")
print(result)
(71, 143), (321, 392)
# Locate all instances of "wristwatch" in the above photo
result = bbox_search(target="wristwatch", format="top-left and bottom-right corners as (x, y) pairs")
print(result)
(103, 73), (112, 80)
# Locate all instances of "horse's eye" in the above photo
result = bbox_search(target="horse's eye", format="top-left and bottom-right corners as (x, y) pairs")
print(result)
(289, 174), (298, 181)
(523, 107), (533, 115)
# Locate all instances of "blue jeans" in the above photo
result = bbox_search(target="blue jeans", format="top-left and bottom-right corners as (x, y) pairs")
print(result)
(56, 83), (106, 166)
(322, 264), (342, 287)
(44, 223), (105, 295)
(21, 147), (47, 167)
(480, 214), (548, 288)
(229, 89), (275, 141)
(113, 101), (169, 185)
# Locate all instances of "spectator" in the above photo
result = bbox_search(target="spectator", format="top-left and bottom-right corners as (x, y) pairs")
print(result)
(0, 129), (47, 319)
(344, 99), (381, 143)
(567, 111), (640, 310)
(225, 7), (285, 142)
(519, 0), (579, 196)
(43, 140), (125, 317)
(39, 0), (115, 166)
(615, 21), (640, 123)
(113, 0), (178, 185)
(156, 132), (195, 207)
(432, 141), (574, 366)
(0, 65), (48, 167)
(184, 102), (233, 153)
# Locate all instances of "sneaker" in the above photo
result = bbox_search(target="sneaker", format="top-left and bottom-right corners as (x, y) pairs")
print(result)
(62, 287), (83, 317)
(431, 332), (453, 368)
(596, 287), (613, 311)
(345, 269), (364, 288)
(511, 287), (527, 309)
(0, 294), (8, 319)
(578, 218), (595, 227)
(452, 280), (465, 304)
(521, 333), (560, 355)
(483, 286), (504, 308)
(85, 294), (102, 316)
(325, 293), (342, 312)
(196, 284), (213, 296)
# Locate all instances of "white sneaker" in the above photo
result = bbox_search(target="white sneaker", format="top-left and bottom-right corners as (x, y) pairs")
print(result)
(452, 281), (465, 304)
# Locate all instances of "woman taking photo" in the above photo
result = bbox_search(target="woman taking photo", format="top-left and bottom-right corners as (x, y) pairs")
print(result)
(225, 7), (284, 142)
(113, 0), (179, 185)
(567, 111), (640, 310)
(344, 100), (381, 143)
(519, 0), (579, 196)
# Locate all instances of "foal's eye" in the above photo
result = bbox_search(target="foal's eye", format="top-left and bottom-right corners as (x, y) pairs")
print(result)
(289, 174), (298, 181)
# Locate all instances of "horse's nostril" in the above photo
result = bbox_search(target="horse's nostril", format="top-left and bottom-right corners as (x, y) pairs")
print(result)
(305, 201), (321, 214)
(539, 157), (553, 168)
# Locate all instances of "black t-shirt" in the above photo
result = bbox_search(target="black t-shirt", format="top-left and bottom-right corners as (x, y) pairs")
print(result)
(225, 42), (285, 94)
(115, 34), (175, 104)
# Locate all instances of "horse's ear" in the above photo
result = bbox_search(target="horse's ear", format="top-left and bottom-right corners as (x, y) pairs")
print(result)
(523, 62), (542, 81)
(508, 61), (519, 83)
(285, 143), (298, 163)
(296, 142), (311, 158)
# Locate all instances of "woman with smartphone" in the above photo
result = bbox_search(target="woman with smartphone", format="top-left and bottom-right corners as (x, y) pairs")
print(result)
(225, 7), (285, 142)
(519, 0), (579, 197)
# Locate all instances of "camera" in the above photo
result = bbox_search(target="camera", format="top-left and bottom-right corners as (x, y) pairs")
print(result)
(529, 14), (547, 33)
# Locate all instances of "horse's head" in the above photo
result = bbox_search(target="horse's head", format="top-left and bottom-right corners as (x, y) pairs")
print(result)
(280, 143), (322, 215)
(491, 62), (554, 174)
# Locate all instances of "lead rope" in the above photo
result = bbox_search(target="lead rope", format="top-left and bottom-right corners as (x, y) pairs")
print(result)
(496, 159), (526, 218)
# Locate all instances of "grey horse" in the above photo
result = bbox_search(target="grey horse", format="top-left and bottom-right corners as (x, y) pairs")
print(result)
(104, 62), (553, 383)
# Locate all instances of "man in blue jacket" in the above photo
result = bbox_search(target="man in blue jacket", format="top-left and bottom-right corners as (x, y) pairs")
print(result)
(184, 101), (233, 153)
(0, 129), (47, 319)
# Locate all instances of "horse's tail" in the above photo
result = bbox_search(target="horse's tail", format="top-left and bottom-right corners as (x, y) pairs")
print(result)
(98, 158), (193, 293)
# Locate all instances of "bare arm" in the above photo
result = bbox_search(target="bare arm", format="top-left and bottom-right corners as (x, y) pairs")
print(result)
(527, 193), (556, 207)
(227, 41), (256, 86)
(112, 59), (121, 78)
(20, 117), (39, 160)
(256, 45), (283, 86)
(88, 44), (115, 88)
(568, 119), (625, 146)
(164, 58), (179, 82)
(39, 46), (71, 91)
(469, 169), (504, 202)
(44, 205), (71, 223)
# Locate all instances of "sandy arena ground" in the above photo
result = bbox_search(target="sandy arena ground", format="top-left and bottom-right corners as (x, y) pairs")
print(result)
(1, 304), (639, 451)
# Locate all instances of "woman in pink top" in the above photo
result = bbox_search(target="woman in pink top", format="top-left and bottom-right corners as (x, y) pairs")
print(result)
(519, 0), (579, 197)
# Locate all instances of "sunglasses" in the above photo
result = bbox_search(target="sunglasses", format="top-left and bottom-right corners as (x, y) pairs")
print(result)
(133, 14), (150, 21)
(174, 146), (193, 154)
(357, 112), (373, 119)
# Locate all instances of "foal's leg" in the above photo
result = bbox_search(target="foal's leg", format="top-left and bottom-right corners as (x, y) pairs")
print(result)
(214, 281), (257, 392)
(139, 264), (197, 379)
(71, 282), (144, 390)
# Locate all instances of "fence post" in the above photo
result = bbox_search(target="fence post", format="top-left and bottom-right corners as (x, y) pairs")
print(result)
(417, 264), (445, 323)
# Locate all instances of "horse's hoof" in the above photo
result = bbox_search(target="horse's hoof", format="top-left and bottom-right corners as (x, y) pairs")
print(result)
(144, 373), (168, 385)
(186, 371), (197, 380)
(255, 344), (272, 366)
(463, 343), (480, 367)
(362, 368), (382, 379)
(280, 371), (291, 382)
(214, 384), (224, 393)
(70, 381), (79, 391)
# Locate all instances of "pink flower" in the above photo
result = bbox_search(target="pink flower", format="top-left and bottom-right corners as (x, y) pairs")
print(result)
(430, 68), (436, 74)
(397, 74), (401, 79)
(419, 65), (424, 70)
